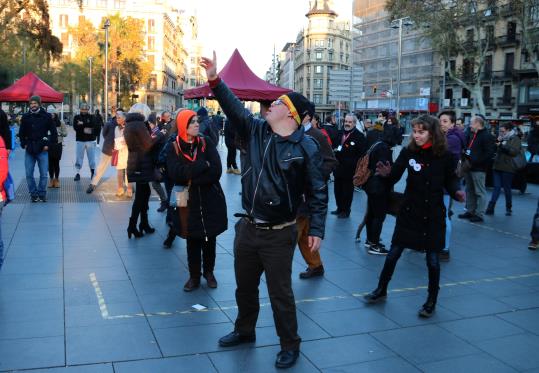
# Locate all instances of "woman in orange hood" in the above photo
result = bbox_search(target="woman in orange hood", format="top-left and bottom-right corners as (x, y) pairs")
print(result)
(165, 109), (227, 292)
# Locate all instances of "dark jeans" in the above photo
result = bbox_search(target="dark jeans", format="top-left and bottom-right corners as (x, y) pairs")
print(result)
(490, 170), (514, 207)
(532, 198), (539, 242)
(48, 144), (63, 179)
(378, 245), (440, 301)
(130, 182), (151, 222)
(187, 236), (216, 278)
(226, 144), (238, 169)
(334, 177), (354, 214)
(365, 192), (388, 244)
(233, 218), (300, 350)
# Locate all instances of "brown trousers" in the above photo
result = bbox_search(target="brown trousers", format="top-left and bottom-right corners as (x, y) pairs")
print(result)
(297, 216), (322, 269)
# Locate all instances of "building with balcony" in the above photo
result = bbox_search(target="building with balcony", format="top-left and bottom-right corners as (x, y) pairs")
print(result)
(352, 0), (439, 120)
(437, 2), (538, 119)
(292, 0), (351, 118)
(277, 43), (296, 90)
(47, 0), (190, 112)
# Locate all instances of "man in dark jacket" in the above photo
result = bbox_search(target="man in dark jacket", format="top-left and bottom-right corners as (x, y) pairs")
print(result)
(159, 110), (175, 135)
(297, 102), (337, 279)
(201, 52), (327, 369)
(94, 109), (104, 145)
(196, 107), (219, 145)
(322, 114), (339, 147)
(87, 111), (122, 193)
(19, 95), (58, 202)
(528, 120), (539, 162)
(73, 103), (98, 181)
(458, 115), (495, 222)
(0, 108), (12, 152)
(333, 114), (367, 218)
(224, 118), (240, 174)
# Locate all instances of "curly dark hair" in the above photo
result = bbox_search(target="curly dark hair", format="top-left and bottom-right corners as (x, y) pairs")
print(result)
(408, 115), (447, 156)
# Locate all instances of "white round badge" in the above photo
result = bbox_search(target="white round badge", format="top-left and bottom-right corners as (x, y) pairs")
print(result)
(351, 141), (355, 146)
(409, 159), (416, 167)
(413, 164), (422, 172)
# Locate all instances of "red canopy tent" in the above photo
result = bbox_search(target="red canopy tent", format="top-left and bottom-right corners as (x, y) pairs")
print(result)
(0, 72), (64, 103)
(184, 49), (291, 101)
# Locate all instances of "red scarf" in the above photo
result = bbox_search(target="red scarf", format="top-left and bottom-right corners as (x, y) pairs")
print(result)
(421, 141), (433, 149)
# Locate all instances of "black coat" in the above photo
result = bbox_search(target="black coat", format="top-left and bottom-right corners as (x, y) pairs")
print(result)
(212, 80), (328, 238)
(19, 107), (58, 154)
(528, 126), (539, 155)
(387, 147), (460, 252)
(73, 113), (98, 142)
(101, 118), (117, 156)
(334, 128), (367, 179)
(466, 128), (496, 172)
(166, 136), (227, 239)
(124, 113), (156, 183)
(364, 134), (393, 195)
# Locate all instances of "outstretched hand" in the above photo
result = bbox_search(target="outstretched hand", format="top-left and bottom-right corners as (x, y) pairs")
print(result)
(308, 236), (321, 253)
(200, 51), (218, 81)
(375, 161), (391, 177)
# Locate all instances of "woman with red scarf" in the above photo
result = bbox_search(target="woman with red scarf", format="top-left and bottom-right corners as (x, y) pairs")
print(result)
(364, 115), (465, 318)
(166, 110), (227, 292)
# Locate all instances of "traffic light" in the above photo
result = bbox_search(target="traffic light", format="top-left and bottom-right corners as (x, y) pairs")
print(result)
(373, 85), (377, 94)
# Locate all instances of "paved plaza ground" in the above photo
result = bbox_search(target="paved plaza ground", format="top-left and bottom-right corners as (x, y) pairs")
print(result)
(1, 129), (539, 372)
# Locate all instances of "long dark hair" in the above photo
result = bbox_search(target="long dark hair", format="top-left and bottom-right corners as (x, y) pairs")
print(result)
(408, 115), (447, 156)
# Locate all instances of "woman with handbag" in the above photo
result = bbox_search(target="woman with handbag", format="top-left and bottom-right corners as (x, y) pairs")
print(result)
(166, 110), (227, 292)
(485, 123), (522, 216)
(114, 112), (133, 198)
(124, 103), (157, 238)
(364, 115), (465, 318)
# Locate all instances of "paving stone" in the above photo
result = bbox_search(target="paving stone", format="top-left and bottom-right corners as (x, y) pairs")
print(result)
(114, 355), (216, 373)
(475, 333), (539, 370)
(372, 324), (480, 365)
(0, 318), (64, 340)
(418, 353), (517, 373)
(301, 334), (395, 369)
(439, 293), (514, 318)
(440, 315), (524, 343)
(322, 356), (420, 373)
(19, 363), (114, 373)
(0, 336), (64, 371)
(497, 309), (539, 335)
(66, 322), (161, 365)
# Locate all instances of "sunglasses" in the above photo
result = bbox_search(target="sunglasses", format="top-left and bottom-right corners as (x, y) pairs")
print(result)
(271, 99), (285, 107)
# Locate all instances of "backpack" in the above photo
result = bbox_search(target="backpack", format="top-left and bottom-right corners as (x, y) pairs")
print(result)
(353, 141), (382, 187)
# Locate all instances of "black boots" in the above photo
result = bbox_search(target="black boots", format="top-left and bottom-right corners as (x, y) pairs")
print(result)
(90, 168), (95, 180)
(506, 203), (512, 216)
(485, 201), (495, 215)
(163, 229), (175, 248)
(139, 211), (155, 234)
(418, 288), (439, 318)
(364, 286), (388, 304)
(127, 218), (143, 239)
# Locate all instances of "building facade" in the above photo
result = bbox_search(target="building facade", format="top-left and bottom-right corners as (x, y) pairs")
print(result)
(278, 43), (296, 90)
(352, 0), (439, 120)
(441, 2), (539, 119)
(47, 0), (190, 113)
(293, 0), (351, 118)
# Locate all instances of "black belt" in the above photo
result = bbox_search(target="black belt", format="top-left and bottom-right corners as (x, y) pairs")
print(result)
(234, 213), (296, 230)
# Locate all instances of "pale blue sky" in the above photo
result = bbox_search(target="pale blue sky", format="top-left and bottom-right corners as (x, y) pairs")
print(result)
(189, 0), (352, 79)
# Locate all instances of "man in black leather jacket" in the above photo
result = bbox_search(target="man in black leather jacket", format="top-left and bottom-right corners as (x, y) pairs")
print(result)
(201, 52), (327, 369)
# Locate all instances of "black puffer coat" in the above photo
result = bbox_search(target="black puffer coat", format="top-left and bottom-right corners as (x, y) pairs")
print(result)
(364, 130), (393, 195)
(124, 113), (156, 183)
(387, 146), (460, 252)
(166, 136), (227, 239)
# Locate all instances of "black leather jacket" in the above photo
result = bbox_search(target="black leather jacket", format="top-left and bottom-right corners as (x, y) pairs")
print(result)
(211, 80), (328, 238)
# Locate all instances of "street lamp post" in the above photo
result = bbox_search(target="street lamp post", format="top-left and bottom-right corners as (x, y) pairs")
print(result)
(88, 56), (93, 112)
(390, 17), (413, 119)
(103, 18), (111, 122)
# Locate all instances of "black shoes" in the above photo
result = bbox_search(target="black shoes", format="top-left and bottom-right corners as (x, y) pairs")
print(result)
(39, 196), (47, 202)
(127, 218), (143, 239)
(529, 240), (538, 251)
(337, 211), (350, 219)
(183, 277), (200, 292)
(457, 211), (473, 219)
(139, 222), (155, 234)
(418, 300), (436, 318)
(468, 214), (484, 223)
(368, 243), (389, 256)
(485, 202), (495, 215)
(163, 230), (175, 248)
(275, 350), (300, 369)
(218, 331), (256, 347)
(74, 173), (80, 181)
(31, 196), (39, 203)
(299, 265), (324, 279)
(203, 272), (218, 288)
(86, 184), (95, 194)
(157, 201), (168, 213)
(364, 287), (387, 304)
(440, 250), (450, 261)
(330, 210), (340, 215)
